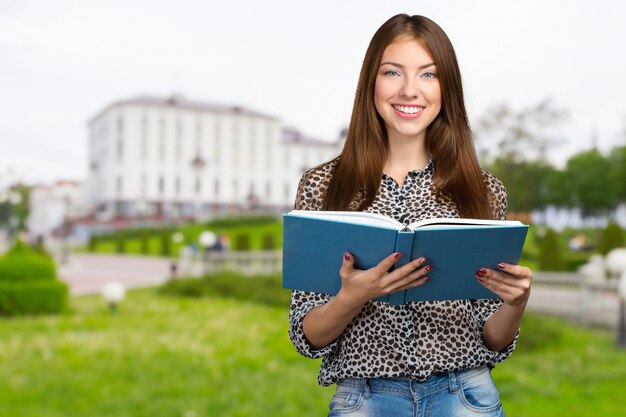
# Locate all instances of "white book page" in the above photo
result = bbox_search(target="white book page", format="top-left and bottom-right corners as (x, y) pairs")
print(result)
(288, 210), (402, 229)
(407, 217), (524, 230)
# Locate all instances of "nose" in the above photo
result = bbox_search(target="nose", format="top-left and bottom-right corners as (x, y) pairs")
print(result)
(400, 77), (418, 98)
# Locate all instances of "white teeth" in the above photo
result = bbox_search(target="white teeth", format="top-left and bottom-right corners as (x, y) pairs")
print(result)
(393, 105), (423, 114)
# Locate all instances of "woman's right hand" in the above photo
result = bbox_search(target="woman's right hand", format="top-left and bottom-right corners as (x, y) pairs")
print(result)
(337, 251), (432, 308)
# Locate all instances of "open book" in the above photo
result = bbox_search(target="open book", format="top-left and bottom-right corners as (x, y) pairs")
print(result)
(282, 210), (528, 304)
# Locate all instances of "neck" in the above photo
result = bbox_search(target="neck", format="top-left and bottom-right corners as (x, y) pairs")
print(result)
(384, 133), (429, 181)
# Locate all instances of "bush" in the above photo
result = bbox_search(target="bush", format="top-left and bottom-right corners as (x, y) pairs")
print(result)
(261, 234), (276, 250)
(160, 232), (171, 256)
(139, 232), (149, 255)
(88, 235), (98, 252)
(205, 215), (278, 228)
(0, 241), (56, 282)
(0, 240), (68, 315)
(234, 234), (251, 251)
(159, 271), (290, 307)
(0, 281), (69, 316)
(538, 228), (566, 271)
(598, 222), (625, 255)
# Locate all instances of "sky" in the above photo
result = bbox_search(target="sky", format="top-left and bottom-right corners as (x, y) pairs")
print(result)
(1, 0), (625, 185)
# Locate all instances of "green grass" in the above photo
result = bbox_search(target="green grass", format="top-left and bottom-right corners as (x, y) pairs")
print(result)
(1, 281), (626, 417)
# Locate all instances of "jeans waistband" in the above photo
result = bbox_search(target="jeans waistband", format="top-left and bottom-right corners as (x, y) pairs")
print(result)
(337, 366), (490, 395)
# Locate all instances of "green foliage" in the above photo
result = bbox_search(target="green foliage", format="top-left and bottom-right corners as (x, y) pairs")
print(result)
(88, 234), (98, 252)
(160, 232), (170, 256)
(205, 215), (278, 228)
(115, 235), (125, 254)
(598, 222), (625, 255)
(1, 290), (626, 416)
(0, 240), (57, 282)
(565, 149), (618, 215)
(0, 280), (69, 316)
(234, 233), (251, 251)
(139, 232), (149, 255)
(0, 240), (67, 315)
(262, 233), (276, 250)
(159, 272), (290, 307)
(537, 228), (566, 271)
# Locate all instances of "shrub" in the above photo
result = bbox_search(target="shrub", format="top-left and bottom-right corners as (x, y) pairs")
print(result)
(160, 232), (171, 256)
(261, 234), (276, 250)
(159, 271), (290, 307)
(234, 234), (251, 251)
(139, 232), (149, 255)
(0, 240), (68, 315)
(205, 215), (278, 228)
(88, 235), (98, 252)
(538, 228), (566, 271)
(0, 281), (69, 316)
(116, 235), (125, 254)
(598, 222), (625, 255)
(0, 241), (56, 282)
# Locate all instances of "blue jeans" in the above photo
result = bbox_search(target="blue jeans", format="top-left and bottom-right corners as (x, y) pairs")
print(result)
(328, 366), (505, 417)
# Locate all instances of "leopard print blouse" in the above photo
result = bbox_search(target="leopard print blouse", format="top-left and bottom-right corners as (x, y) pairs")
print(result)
(288, 158), (518, 387)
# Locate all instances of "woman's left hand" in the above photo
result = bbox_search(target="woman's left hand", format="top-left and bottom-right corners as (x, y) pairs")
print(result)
(476, 263), (532, 307)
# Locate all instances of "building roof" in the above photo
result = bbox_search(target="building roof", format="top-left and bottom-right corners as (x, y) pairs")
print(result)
(88, 94), (279, 125)
(282, 127), (339, 147)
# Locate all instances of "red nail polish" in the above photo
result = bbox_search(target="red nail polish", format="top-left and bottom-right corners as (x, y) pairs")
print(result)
(425, 265), (432, 272)
(394, 252), (403, 259)
(497, 263), (505, 270)
(344, 253), (351, 261)
(423, 277), (430, 282)
(476, 268), (486, 277)
(421, 257), (428, 264)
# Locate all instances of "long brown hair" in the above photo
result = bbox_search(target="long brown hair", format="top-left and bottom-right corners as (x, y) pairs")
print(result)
(322, 14), (493, 219)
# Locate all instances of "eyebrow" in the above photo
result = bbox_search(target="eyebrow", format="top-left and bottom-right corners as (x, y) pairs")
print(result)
(379, 61), (436, 70)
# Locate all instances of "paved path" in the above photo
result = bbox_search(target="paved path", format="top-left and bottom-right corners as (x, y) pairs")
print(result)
(57, 254), (173, 296)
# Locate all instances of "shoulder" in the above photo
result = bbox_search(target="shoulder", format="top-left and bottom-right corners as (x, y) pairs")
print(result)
(481, 170), (507, 197)
(294, 158), (338, 210)
(481, 170), (508, 220)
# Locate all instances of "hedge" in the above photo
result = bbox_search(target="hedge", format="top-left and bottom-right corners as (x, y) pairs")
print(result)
(0, 240), (68, 315)
(0, 280), (69, 316)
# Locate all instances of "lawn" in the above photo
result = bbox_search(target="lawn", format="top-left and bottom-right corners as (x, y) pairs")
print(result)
(1, 285), (626, 417)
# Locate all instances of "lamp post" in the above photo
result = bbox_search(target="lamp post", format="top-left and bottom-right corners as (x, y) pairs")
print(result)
(101, 281), (126, 314)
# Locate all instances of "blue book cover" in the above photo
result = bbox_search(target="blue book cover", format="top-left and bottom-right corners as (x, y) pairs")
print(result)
(282, 210), (529, 304)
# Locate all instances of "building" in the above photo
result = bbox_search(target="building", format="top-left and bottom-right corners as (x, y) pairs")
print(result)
(27, 180), (83, 240)
(86, 95), (341, 220)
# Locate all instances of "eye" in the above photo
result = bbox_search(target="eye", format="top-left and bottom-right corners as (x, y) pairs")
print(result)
(383, 69), (401, 77)
(421, 72), (438, 79)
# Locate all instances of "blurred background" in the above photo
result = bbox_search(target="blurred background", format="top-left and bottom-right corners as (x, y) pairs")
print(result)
(1, 1), (626, 416)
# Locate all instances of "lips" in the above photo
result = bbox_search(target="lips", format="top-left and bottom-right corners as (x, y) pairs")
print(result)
(391, 104), (425, 120)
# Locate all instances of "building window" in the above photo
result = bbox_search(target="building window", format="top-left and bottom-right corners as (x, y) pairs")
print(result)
(117, 139), (124, 162)
(141, 114), (148, 159)
(158, 177), (165, 195)
(175, 177), (181, 196)
(116, 176), (123, 195)
(265, 182), (271, 199)
(214, 179), (219, 197)
(159, 116), (166, 162)
(284, 183), (290, 199)
(141, 175), (147, 197)
(176, 118), (182, 163)
(214, 120), (220, 164)
(195, 177), (201, 193)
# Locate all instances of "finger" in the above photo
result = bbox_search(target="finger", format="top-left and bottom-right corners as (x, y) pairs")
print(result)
(372, 252), (403, 275)
(386, 263), (431, 292)
(339, 252), (355, 279)
(477, 268), (531, 290)
(396, 275), (431, 292)
(496, 263), (533, 280)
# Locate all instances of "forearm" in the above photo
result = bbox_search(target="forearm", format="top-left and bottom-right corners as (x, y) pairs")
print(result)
(302, 291), (365, 350)
(482, 301), (526, 352)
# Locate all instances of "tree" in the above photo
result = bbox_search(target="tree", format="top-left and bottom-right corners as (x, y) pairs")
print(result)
(476, 99), (568, 164)
(564, 149), (618, 216)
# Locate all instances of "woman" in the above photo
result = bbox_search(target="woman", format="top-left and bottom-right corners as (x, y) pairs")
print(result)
(288, 14), (532, 417)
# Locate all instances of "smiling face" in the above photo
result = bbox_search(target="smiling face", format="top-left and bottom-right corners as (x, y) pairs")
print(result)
(374, 36), (442, 143)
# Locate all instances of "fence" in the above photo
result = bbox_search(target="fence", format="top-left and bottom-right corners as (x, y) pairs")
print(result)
(529, 272), (620, 328)
(177, 250), (622, 329)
